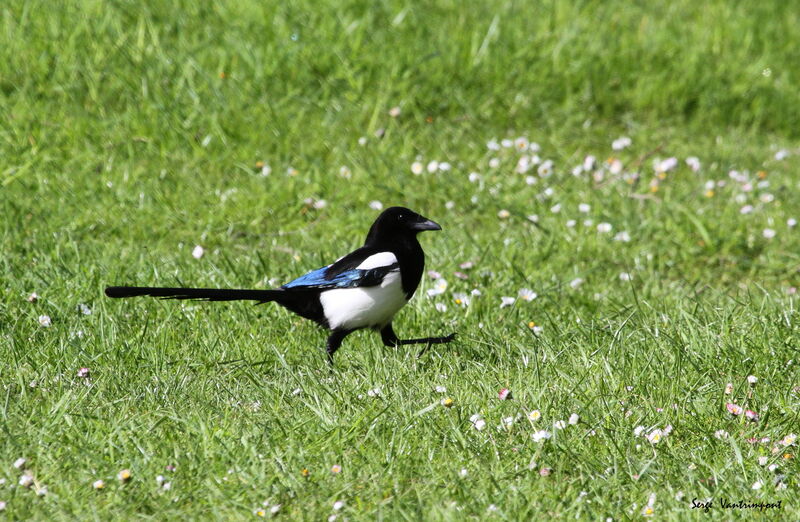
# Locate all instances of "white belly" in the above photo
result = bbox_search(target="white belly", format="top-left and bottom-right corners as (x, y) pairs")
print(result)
(319, 270), (408, 330)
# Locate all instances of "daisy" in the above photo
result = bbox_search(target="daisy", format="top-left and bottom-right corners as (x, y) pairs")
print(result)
(410, 162), (424, 175)
(38, 315), (52, 327)
(358, 136), (367, 146)
(500, 296), (516, 308)
(514, 137), (529, 151)
(331, 464), (342, 474)
(569, 278), (584, 289)
(550, 203), (561, 213)
(439, 162), (452, 171)
(654, 157), (678, 172)
(426, 160), (439, 173)
(578, 203), (591, 213)
(192, 245), (204, 259)
(501, 139), (513, 148)
(369, 200), (383, 211)
(583, 156), (596, 171)
(117, 469), (132, 482)
(367, 387), (381, 397)
(568, 413), (579, 425)
(686, 157), (701, 172)
(338, 166), (351, 178)
(537, 160), (553, 177)
(453, 293), (470, 307)
(553, 420), (566, 429)
(486, 139), (500, 151)
(597, 222), (612, 233)
(388, 106), (401, 117)
(528, 410), (541, 421)
(518, 288), (537, 301)
(27, 292), (39, 302)
(612, 136), (632, 150)
(435, 303), (447, 313)
(497, 209), (511, 219)
(427, 278), (448, 297)
(747, 375), (758, 385)
(435, 385), (447, 393)
(634, 426), (645, 436)
(333, 500), (346, 511)
(613, 231), (631, 242)
(441, 398), (454, 408)
(468, 172), (481, 183)
(13, 458), (26, 469)
(724, 382), (733, 394)
(780, 433), (796, 446)
(488, 158), (500, 168)
(92, 479), (105, 490)
(763, 228), (776, 239)
(78, 303), (92, 315)
(532, 430), (551, 442)
(646, 429), (663, 444)
(726, 403), (743, 416)
(498, 388), (512, 400)
(473, 419), (486, 431)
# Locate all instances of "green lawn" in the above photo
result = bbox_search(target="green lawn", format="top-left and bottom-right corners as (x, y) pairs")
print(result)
(2, 0), (799, 519)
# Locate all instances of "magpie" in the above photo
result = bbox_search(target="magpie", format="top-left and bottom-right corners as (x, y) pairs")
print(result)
(105, 207), (456, 364)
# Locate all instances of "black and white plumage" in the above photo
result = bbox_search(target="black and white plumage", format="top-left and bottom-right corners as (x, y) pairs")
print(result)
(105, 207), (455, 363)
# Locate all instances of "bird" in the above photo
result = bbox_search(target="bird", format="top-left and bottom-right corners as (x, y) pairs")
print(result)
(105, 206), (456, 364)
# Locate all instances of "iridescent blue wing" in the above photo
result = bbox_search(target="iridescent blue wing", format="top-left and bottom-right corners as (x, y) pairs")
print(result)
(281, 264), (398, 290)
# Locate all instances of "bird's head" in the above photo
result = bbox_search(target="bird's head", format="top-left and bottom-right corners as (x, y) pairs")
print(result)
(365, 206), (441, 243)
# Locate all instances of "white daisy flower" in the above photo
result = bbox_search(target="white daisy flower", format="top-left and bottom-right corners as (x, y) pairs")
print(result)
(518, 288), (537, 301)
(597, 222), (613, 233)
(500, 296), (516, 308)
(537, 160), (553, 177)
(192, 245), (205, 259)
(487, 139), (500, 151)
(38, 315), (52, 327)
(578, 203), (591, 213)
(488, 158), (500, 168)
(654, 157), (678, 173)
(763, 228), (776, 239)
(568, 413), (579, 425)
(569, 278), (584, 289)
(531, 430), (551, 442)
(427, 278), (448, 297)
(583, 155), (596, 171)
(369, 200), (383, 211)
(612, 136), (632, 150)
(426, 161), (439, 173)
(411, 162), (424, 175)
(686, 157), (701, 172)
(468, 172), (481, 183)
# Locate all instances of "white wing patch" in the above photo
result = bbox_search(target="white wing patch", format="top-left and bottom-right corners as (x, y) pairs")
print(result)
(356, 252), (398, 270)
(320, 270), (407, 330)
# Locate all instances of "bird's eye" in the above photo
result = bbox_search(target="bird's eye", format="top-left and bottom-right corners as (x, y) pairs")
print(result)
(397, 214), (404, 220)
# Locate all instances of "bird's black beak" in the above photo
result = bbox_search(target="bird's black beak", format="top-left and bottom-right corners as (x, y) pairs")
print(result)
(412, 216), (442, 231)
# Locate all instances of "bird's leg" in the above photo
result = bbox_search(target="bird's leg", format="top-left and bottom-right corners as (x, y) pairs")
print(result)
(380, 324), (456, 358)
(325, 329), (352, 365)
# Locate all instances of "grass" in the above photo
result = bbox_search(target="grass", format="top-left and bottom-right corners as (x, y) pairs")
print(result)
(2, 0), (799, 519)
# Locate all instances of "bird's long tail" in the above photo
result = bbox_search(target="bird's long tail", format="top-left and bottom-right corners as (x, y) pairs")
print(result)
(105, 286), (281, 303)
